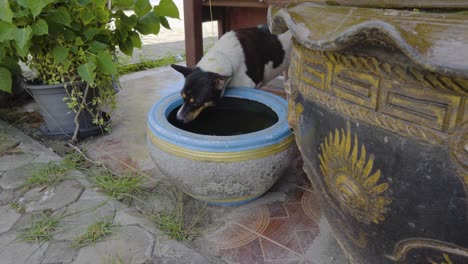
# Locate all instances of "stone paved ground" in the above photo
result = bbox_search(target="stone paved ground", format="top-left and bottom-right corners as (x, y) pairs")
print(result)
(0, 120), (211, 264)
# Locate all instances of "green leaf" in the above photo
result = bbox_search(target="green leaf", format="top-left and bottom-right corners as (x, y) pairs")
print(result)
(32, 19), (48, 35)
(0, 21), (14, 41)
(134, 0), (152, 16)
(0, 0), (13, 23)
(115, 11), (138, 29)
(75, 37), (84, 45)
(93, 0), (108, 7)
(77, 61), (96, 85)
(113, 0), (133, 9)
(78, 0), (92, 5)
(118, 37), (134, 56)
(135, 11), (160, 35)
(0, 67), (12, 93)
(79, 8), (94, 25)
(49, 6), (71, 26)
(0, 46), (5, 61)
(154, 0), (179, 19)
(88, 40), (107, 53)
(115, 29), (128, 41)
(64, 29), (76, 41)
(128, 31), (142, 49)
(159, 16), (171, 29)
(96, 51), (117, 75)
(95, 7), (109, 23)
(12, 26), (32, 55)
(84, 28), (100, 40)
(1, 56), (21, 75)
(52, 46), (69, 64)
(26, 0), (55, 18)
(70, 46), (78, 55)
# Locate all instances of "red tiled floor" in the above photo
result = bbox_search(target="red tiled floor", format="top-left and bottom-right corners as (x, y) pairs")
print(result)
(220, 238), (266, 264)
(216, 187), (322, 263)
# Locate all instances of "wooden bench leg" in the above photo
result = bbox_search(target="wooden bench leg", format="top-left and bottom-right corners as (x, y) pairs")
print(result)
(184, 0), (203, 67)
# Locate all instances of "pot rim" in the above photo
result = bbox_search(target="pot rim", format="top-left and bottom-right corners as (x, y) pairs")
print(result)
(147, 86), (292, 152)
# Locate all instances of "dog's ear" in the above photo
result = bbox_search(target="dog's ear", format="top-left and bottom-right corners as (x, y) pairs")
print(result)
(171, 64), (193, 77)
(214, 75), (232, 91)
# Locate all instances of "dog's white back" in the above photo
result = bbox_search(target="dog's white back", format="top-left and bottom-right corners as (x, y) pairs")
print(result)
(197, 28), (292, 88)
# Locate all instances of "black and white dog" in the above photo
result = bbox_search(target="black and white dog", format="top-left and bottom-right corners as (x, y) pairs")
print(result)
(171, 25), (292, 123)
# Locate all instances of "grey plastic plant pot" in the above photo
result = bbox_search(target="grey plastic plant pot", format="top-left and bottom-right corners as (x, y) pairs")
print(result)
(26, 82), (109, 138)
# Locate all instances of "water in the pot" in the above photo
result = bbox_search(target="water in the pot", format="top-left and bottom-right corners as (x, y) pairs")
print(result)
(167, 97), (278, 136)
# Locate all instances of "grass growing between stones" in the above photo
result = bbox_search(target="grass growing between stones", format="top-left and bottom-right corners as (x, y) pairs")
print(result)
(71, 220), (114, 248)
(21, 152), (85, 190)
(117, 55), (184, 75)
(102, 254), (125, 264)
(10, 201), (26, 214)
(91, 171), (147, 201)
(19, 210), (61, 242)
(149, 185), (208, 241)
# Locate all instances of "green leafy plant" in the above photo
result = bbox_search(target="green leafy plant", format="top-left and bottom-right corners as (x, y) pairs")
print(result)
(0, 0), (179, 141)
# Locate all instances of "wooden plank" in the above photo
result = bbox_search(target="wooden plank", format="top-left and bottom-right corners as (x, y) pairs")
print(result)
(184, 0), (204, 67)
(202, 0), (468, 9)
(202, 0), (267, 8)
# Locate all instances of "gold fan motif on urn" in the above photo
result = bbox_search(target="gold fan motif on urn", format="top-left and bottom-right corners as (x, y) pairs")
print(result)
(318, 125), (392, 224)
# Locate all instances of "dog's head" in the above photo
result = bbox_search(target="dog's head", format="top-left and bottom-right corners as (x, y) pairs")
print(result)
(171, 64), (231, 123)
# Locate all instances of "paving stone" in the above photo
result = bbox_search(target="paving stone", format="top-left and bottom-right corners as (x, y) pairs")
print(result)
(77, 188), (122, 209)
(23, 179), (84, 213)
(133, 191), (172, 215)
(42, 240), (77, 264)
(10, 211), (45, 232)
(0, 232), (49, 264)
(78, 188), (110, 202)
(0, 204), (21, 234)
(0, 188), (19, 205)
(114, 208), (160, 235)
(54, 200), (115, 241)
(32, 152), (62, 163)
(152, 239), (211, 264)
(0, 148), (38, 171)
(72, 226), (154, 264)
(69, 170), (93, 188)
(0, 132), (19, 154)
(0, 161), (45, 189)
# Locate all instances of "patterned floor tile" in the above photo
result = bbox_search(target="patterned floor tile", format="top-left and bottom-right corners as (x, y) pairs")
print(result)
(216, 187), (323, 263)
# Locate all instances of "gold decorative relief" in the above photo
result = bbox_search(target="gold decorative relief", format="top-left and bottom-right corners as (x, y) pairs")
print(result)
(318, 124), (392, 224)
(451, 122), (468, 171)
(309, 47), (468, 97)
(288, 101), (303, 130)
(289, 42), (466, 146)
(386, 238), (468, 262)
(300, 82), (450, 146)
(428, 253), (454, 264)
(379, 80), (461, 132)
(331, 65), (380, 110)
(301, 54), (329, 91)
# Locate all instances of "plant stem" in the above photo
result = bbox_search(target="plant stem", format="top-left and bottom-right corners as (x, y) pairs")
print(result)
(71, 83), (90, 144)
